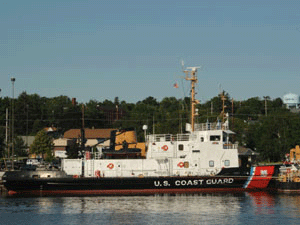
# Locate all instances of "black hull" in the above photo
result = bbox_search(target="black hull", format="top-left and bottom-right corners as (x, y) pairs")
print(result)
(2, 169), (277, 196)
(277, 182), (300, 192)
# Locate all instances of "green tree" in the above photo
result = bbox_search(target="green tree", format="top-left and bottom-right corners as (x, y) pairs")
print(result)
(231, 118), (249, 146)
(31, 119), (43, 134)
(85, 100), (103, 128)
(14, 136), (28, 157)
(66, 140), (80, 159)
(235, 97), (263, 120)
(46, 95), (79, 132)
(156, 97), (182, 134)
(15, 92), (46, 136)
(30, 130), (54, 161)
(141, 96), (159, 106)
(244, 112), (300, 162)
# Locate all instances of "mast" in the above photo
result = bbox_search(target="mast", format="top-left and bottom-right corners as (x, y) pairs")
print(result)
(221, 92), (226, 123)
(184, 67), (199, 132)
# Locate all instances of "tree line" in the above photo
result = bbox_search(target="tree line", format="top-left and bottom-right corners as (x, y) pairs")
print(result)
(0, 91), (299, 162)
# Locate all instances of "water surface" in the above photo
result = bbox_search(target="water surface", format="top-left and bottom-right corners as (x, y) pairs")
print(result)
(0, 192), (299, 225)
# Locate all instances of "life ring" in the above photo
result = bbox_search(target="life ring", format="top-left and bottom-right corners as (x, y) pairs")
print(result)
(177, 162), (184, 168)
(107, 163), (114, 169)
(162, 145), (168, 151)
(95, 170), (101, 177)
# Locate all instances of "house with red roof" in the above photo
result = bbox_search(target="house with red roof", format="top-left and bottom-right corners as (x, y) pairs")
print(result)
(63, 128), (116, 147)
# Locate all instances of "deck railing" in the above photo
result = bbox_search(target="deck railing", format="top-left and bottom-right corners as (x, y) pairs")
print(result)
(194, 122), (229, 131)
(147, 134), (197, 142)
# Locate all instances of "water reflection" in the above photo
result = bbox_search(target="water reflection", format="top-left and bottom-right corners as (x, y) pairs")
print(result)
(275, 194), (300, 219)
(1, 193), (300, 225)
(247, 192), (275, 215)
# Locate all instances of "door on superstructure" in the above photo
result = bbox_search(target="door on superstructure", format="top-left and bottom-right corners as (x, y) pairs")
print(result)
(192, 150), (201, 176)
(116, 162), (122, 177)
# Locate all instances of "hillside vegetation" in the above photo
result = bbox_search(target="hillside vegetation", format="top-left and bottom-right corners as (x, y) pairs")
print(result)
(0, 92), (298, 162)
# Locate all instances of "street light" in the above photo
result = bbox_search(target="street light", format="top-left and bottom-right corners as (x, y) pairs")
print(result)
(11, 77), (15, 170)
(143, 125), (148, 142)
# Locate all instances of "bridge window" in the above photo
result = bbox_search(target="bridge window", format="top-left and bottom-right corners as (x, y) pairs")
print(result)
(178, 144), (184, 151)
(200, 137), (204, 142)
(210, 135), (220, 141)
(224, 160), (230, 167)
(209, 160), (214, 167)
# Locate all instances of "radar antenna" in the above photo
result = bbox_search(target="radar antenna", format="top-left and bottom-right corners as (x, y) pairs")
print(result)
(187, 66), (201, 72)
(180, 59), (185, 72)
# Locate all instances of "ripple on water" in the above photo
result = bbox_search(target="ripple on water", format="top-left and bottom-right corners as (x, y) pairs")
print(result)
(0, 192), (299, 225)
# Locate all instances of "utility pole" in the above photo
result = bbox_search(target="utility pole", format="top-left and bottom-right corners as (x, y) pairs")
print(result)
(81, 104), (85, 129)
(263, 96), (269, 116)
(80, 104), (85, 175)
(116, 105), (119, 121)
(81, 104), (85, 158)
(11, 77), (15, 170)
(26, 104), (29, 149)
(6, 108), (9, 159)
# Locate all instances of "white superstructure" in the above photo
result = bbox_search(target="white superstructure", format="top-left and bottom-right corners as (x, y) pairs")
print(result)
(62, 120), (239, 178)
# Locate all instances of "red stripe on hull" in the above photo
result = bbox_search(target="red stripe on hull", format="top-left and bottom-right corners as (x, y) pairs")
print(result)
(8, 187), (276, 196)
(246, 166), (275, 189)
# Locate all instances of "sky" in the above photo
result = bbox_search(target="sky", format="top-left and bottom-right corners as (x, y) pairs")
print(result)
(1, 0), (300, 104)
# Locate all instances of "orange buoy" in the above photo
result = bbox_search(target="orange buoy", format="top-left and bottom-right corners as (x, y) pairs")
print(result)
(107, 163), (114, 169)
